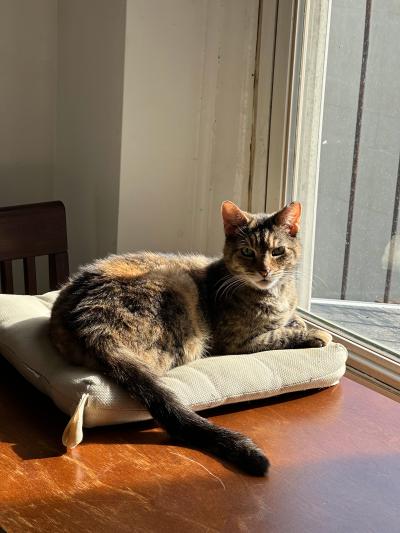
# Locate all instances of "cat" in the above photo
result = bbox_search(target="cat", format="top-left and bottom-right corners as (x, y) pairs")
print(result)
(50, 200), (331, 476)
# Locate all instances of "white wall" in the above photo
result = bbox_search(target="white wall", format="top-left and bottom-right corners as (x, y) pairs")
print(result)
(0, 0), (57, 292)
(55, 0), (126, 272)
(1, 0), (262, 281)
(0, 0), (57, 207)
(117, 0), (259, 257)
(118, 0), (210, 255)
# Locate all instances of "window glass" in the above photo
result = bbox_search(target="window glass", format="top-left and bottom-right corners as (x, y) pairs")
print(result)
(304, 0), (400, 355)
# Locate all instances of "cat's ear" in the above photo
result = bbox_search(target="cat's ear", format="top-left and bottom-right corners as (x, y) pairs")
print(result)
(221, 201), (250, 236)
(274, 202), (301, 236)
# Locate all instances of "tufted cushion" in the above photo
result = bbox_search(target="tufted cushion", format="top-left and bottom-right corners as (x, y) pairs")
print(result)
(0, 292), (347, 447)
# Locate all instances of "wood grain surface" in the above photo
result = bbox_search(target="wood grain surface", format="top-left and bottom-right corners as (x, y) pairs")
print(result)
(0, 356), (399, 533)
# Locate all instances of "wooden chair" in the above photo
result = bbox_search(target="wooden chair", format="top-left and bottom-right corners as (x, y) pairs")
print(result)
(0, 201), (69, 294)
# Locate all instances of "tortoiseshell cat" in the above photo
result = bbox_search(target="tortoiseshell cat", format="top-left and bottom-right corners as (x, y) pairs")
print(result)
(50, 201), (331, 476)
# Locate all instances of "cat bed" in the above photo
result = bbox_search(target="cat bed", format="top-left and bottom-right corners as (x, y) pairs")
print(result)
(0, 292), (347, 448)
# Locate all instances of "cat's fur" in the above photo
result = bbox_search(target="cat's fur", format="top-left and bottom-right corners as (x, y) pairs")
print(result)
(50, 201), (331, 476)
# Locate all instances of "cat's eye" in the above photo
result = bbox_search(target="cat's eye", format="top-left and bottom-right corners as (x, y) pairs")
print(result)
(241, 247), (255, 258)
(271, 246), (285, 256)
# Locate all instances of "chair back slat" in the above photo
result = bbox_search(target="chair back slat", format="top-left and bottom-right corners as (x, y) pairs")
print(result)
(0, 202), (69, 294)
(49, 252), (70, 291)
(23, 257), (38, 295)
(0, 261), (14, 293)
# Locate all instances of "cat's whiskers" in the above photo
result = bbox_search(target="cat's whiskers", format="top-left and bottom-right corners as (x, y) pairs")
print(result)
(294, 268), (329, 290)
(223, 282), (247, 301)
(218, 278), (243, 300)
(286, 269), (326, 292)
(225, 276), (248, 299)
(233, 278), (249, 297)
(214, 273), (238, 294)
(216, 274), (248, 301)
(214, 273), (234, 287)
(215, 275), (238, 301)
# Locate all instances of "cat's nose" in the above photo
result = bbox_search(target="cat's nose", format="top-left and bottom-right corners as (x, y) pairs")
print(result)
(259, 269), (270, 278)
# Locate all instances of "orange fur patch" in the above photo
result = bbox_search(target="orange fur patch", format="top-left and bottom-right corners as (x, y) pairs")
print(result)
(100, 260), (145, 279)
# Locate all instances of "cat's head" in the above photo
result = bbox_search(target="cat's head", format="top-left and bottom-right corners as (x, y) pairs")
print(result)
(221, 201), (301, 291)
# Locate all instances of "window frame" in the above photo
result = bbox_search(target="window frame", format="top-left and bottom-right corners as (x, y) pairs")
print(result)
(253, 0), (400, 397)
(301, 311), (400, 396)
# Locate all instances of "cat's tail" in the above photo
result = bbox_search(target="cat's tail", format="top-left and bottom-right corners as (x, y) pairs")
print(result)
(96, 344), (269, 476)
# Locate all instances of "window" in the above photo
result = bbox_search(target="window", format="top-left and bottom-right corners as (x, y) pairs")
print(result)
(310, 0), (400, 355)
(255, 0), (400, 395)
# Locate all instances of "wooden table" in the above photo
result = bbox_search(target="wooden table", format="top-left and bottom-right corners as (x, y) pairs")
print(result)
(0, 357), (399, 533)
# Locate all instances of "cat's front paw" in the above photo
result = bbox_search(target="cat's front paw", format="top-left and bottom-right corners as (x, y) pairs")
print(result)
(286, 315), (307, 330)
(306, 328), (332, 348)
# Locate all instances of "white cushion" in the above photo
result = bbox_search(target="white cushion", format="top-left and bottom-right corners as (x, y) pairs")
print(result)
(0, 292), (347, 447)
